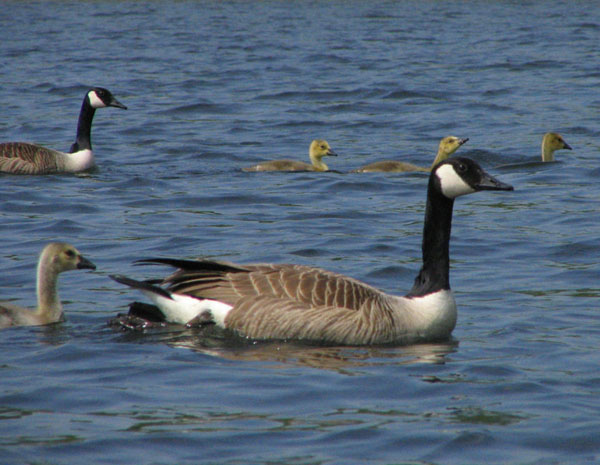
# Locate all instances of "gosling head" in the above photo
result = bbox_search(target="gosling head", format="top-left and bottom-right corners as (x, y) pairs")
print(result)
(309, 139), (338, 161)
(439, 136), (469, 157)
(87, 87), (128, 110)
(541, 132), (572, 162)
(433, 157), (514, 199)
(42, 242), (97, 274)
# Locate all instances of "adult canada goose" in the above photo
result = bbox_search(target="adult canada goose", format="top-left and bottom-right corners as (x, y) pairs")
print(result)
(0, 243), (96, 329)
(541, 132), (572, 162)
(352, 136), (468, 173)
(242, 139), (337, 172)
(111, 157), (513, 345)
(0, 87), (127, 174)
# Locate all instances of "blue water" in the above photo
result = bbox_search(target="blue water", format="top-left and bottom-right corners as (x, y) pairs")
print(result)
(1, 1), (599, 464)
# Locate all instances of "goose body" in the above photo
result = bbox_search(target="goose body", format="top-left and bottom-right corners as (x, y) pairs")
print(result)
(541, 132), (571, 162)
(0, 88), (127, 174)
(243, 140), (337, 172)
(352, 136), (468, 173)
(0, 243), (96, 328)
(112, 158), (513, 345)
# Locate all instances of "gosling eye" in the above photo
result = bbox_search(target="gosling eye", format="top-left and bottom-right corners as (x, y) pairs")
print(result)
(65, 249), (76, 259)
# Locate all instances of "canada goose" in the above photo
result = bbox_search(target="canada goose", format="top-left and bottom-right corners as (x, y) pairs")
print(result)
(243, 139), (337, 172)
(111, 157), (513, 345)
(0, 88), (127, 174)
(352, 136), (468, 173)
(0, 243), (96, 329)
(541, 132), (572, 162)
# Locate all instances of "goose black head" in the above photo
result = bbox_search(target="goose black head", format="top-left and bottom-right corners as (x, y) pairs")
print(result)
(433, 157), (514, 199)
(87, 87), (127, 110)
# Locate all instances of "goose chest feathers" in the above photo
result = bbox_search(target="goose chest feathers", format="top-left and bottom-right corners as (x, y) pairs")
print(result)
(0, 87), (127, 175)
(112, 157), (513, 345)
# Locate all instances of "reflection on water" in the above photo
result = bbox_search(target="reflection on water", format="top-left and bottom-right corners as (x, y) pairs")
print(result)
(111, 324), (458, 370)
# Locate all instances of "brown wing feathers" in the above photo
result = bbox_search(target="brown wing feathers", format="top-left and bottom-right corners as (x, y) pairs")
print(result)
(0, 143), (61, 174)
(138, 259), (386, 312)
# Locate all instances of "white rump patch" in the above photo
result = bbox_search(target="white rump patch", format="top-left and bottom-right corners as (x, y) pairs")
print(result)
(436, 164), (475, 199)
(88, 90), (106, 108)
(142, 289), (232, 326)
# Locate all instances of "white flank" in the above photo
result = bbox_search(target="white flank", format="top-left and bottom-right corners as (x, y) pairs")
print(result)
(63, 149), (95, 172)
(142, 289), (232, 326)
(436, 164), (475, 198)
(398, 289), (457, 339)
(88, 90), (106, 109)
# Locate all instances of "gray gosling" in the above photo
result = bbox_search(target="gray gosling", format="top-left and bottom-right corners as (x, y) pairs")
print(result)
(0, 243), (96, 329)
(243, 139), (338, 172)
(353, 136), (468, 173)
(111, 157), (513, 345)
(541, 132), (572, 162)
(0, 88), (127, 174)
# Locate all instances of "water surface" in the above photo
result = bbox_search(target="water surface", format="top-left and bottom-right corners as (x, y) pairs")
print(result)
(1, 1), (599, 464)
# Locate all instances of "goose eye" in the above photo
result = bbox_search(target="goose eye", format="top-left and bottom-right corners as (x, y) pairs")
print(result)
(457, 163), (467, 172)
(65, 249), (76, 258)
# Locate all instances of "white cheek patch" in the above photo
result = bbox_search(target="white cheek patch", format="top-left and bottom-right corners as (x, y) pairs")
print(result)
(436, 164), (475, 198)
(88, 90), (106, 108)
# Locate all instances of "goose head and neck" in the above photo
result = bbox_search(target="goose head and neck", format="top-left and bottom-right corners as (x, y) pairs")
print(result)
(541, 132), (572, 162)
(430, 136), (469, 168)
(69, 87), (127, 154)
(36, 242), (96, 323)
(407, 157), (513, 298)
(309, 139), (337, 171)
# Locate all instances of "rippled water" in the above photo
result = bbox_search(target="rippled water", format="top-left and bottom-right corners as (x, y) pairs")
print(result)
(1, 1), (599, 464)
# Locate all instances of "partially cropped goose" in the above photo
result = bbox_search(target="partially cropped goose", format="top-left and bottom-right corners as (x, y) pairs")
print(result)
(0, 87), (127, 174)
(111, 157), (513, 345)
(352, 136), (468, 173)
(243, 139), (337, 172)
(541, 132), (572, 162)
(0, 243), (96, 329)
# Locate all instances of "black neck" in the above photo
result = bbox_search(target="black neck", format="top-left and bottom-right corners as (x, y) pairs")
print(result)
(69, 96), (96, 153)
(406, 180), (454, 297)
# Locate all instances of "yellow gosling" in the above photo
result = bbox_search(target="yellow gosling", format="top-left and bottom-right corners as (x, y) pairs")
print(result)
(243, 139), (338, 172)
(353, 136), (468, 173)
(0, 243), (96, 329)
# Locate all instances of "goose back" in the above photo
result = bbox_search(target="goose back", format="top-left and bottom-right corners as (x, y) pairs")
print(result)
(0, 143), (65, 174)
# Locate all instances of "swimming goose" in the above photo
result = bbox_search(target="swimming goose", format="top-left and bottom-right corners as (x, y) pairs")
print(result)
(0, 88), (127, 174)
(111, 157), (513, 345)
(352, 136), (468, 173)
(0, 243), (96, 329)
(243, 140), (337, 172)
(541, 132), (572, 162)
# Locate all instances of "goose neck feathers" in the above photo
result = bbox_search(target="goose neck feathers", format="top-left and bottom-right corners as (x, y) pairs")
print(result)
(70, 87), (127, 153)
(408, 158), (513, 297)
